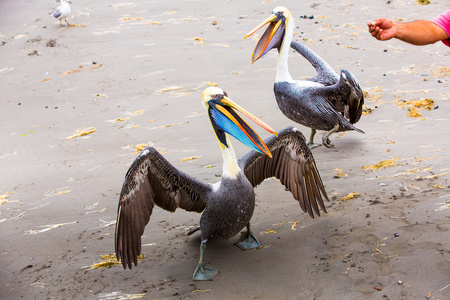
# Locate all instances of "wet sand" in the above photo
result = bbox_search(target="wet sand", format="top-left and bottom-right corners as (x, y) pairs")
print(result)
(1, 0), (449, 299)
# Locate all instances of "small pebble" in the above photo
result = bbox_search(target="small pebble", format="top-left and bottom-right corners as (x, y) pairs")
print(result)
(380, 183), (388, 186)
(375, 286), (382, 291)
(394, 233), (399, 237)
(212, 20), (217, 25)
(397, 280), (403, 285)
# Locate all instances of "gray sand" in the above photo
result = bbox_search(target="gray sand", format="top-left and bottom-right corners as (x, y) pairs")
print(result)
(1, 0), (449, 299)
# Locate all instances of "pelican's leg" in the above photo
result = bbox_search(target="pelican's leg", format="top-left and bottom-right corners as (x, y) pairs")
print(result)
(193, 240), (218, 281)
(322, 124), (339, 148)
(59, 19), (63, 27)
(234, 223), (261, 250)
(65, 19), (72, 26)
(307, 129), (322, 150)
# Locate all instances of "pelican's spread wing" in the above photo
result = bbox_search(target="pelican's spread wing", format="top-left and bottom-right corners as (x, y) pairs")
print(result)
(290, 40), (339, 86)
(238, 126), (329, 218)
(324, 69), (364, 125)
(115, 147), (209, 269)
(341, 70), (364, 124)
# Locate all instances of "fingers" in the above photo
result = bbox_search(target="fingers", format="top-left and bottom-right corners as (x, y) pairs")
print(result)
(373, 18), (386, 27)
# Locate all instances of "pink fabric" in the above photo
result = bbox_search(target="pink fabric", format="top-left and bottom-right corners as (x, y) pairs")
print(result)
(431, 10), (450, 47)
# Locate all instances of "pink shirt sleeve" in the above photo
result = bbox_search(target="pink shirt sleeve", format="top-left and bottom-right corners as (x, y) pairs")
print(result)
(431, 10), (450, 47)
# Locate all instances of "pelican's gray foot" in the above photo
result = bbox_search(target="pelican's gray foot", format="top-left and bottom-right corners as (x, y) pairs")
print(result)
(234, 224), (261, 250)
(193, 263), (218, 281)
(322, 136), (334, 148)
(322, 125), (339, 148)
(307, 142), (322, 150)
(193, 240), (218, 281)
(307, 128), (322, 150)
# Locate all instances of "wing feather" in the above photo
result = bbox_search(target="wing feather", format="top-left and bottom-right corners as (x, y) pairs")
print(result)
(115, 147), (209, 269)
(238, 126), (329, 218)
(52, 8), (62, 19)
(290, 40), (339, 86)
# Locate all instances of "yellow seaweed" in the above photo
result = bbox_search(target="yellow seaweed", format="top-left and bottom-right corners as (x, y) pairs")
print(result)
(159, 86), (183, 93)
(431, 67), (450, 77)
(0, 192), (14, 205)
(362, 158), (402, 171)
(333, 168), (343, 178)
(407, 106), (422, 118)
(90, 254), (146, 269)
(121, 17), (144, 21)
(181, 156), (201, 162)
(66, 127), (97, 139)
(193, 37), (205, 45)
(362, 105), (374, 115)
(134, 144), (148, 154)
(341, 192), (360, 200)
(114, 117), (131, 122)
(203, 81), (218, 87)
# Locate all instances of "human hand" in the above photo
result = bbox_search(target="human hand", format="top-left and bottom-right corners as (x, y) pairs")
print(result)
(367, 18), (397, 41)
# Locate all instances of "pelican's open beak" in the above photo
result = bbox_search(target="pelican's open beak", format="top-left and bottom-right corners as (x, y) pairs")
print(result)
(244, 11), (286, 63)
(202, 87), (277, 157)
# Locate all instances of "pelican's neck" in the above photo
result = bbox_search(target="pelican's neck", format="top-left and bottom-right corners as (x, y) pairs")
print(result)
(276, 17), (295, 83)
(220, 136), (241, 179)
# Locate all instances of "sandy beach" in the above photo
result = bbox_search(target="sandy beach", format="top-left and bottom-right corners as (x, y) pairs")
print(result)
(1, 0), (449, 299)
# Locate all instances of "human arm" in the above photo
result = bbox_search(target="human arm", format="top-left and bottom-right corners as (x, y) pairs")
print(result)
(367, 18), (449, 45)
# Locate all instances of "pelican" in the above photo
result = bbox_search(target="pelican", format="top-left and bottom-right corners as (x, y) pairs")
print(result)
(245, 7), (364, 149)
(115, 87), (329, 281)
(52, 0), (72, 27)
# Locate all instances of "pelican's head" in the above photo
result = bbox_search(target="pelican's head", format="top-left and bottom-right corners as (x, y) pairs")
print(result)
(245, 7), (292, 63)
(202, 86), (276, 157)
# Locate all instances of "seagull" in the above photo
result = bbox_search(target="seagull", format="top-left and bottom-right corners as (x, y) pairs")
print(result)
(52, 0), (72, 27)
(245, 7), (364, 149)
(115, 87), (329, 280)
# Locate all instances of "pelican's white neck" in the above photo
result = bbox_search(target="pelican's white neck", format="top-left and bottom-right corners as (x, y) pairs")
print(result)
(276, 17), (295, 83)
(220, 136), (241, 179)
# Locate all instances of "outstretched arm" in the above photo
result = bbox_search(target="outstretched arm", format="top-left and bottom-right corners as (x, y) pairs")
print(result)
(367, 18), (448, 45)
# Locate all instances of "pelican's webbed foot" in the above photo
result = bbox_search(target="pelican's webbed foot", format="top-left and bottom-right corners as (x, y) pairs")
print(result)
(193, 263), (218, 281)
(234, 224), (261, 250)
(322, 124), (339, 148)
(307, 128), (322, 150)
(193, 240), (218, 281)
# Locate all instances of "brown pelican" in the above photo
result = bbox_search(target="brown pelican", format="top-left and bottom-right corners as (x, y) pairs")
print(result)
(52, 0), (72, 27)
(245, 7), (364, 149)
(115, 87), (329, 281)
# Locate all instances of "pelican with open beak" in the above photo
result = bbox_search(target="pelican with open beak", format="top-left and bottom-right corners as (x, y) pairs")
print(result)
(115, 86), (329, 281)
(245, 7), (364, 149)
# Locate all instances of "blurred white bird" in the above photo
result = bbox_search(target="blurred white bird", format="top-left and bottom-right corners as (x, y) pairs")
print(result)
(52, 0), (72, 27)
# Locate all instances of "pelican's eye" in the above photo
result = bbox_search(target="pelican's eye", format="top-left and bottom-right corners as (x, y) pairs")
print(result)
(274, 11), (284, 21)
